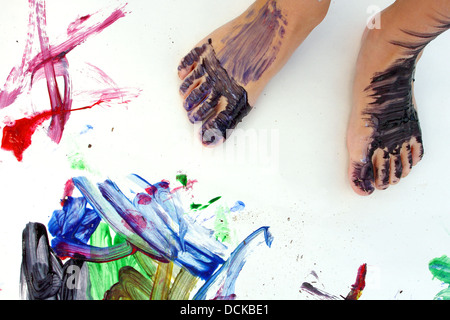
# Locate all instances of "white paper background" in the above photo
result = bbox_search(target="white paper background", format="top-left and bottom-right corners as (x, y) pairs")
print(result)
(0, 0), (449, 300)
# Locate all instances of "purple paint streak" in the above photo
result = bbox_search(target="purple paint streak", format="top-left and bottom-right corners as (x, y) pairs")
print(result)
(218, 0), (287, 85)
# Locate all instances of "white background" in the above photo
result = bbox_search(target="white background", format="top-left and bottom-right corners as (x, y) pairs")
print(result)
(0, 0), (449, 300)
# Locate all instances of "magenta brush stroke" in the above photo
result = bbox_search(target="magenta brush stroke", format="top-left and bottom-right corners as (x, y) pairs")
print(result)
(0, 0), (138, 161)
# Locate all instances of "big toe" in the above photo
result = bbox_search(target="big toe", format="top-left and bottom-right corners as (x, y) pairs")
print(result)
(349, 159), (376, 196)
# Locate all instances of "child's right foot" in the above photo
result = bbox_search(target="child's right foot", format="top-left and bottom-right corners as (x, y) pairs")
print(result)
(178, 0), (330, 146)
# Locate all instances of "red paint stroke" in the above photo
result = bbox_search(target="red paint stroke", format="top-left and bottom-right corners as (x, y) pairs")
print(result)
(0, 0), (137, 161)
(346, 263), (367, 300)
(61, 178), (75, 206)
(1, 94), (130, 161)
(171, 179), (198, 193)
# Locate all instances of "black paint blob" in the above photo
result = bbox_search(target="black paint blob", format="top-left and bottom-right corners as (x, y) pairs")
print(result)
(20, 222), (88, 300)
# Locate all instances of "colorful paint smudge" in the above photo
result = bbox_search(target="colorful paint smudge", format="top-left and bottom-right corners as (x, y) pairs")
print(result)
(20, 174), (272, 300)
(0, 0), (139, 162)
(429, 255), (450, 300)
(300, 263), (367, 300)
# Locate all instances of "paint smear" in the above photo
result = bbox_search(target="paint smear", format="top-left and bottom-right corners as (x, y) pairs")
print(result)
(345, 263), (367, 300)
(29, 173), (273, 300)
(300, 264), (367, 300)
(218, 0), (287, 85)
(0, 0), (139, 161)
(429, 255), (450, 300)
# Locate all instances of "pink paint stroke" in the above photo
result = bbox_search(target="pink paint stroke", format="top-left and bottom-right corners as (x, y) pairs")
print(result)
(0, 0), (138, 161)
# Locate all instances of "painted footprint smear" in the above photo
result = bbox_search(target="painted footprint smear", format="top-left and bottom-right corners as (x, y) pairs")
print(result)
(20, 173), (272, 300)
(178, 0), (287, 146)
(351, 18), (450, 195)
(0, 0), (139, 162)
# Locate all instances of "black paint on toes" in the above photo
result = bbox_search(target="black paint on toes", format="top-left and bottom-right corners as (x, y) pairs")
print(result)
(179, 39), (252, 146)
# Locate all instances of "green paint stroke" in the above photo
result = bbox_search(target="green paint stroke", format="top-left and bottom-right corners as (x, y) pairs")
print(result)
(68, 152), (87, 171)
(87, 223), (157, 300)
(429, 255), (450, 300)
(214, 205), (232, 244)
(190, 196), (222, 211)
(176, 174), (188, 187)
(87, 223), (199, 300)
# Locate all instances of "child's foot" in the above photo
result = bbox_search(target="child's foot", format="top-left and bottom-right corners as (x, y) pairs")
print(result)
(347, 0), (450, 195)
(178, 0), (330, 146)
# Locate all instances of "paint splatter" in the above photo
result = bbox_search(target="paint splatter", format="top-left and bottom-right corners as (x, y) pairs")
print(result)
(20, 173), (272, 300)
(0, 0), (140, 161)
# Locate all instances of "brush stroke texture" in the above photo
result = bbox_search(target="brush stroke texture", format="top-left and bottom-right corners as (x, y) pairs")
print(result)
(0, 0), (139, 161)
(429, 255), (450, 300)
(55, 175), (228, 280)
(193, 226), (273, 300)
(300, 264), (367, 300)
(218, 0), (287, 85)
(20, 222), (89, 300)
(21, 174), (273, 300)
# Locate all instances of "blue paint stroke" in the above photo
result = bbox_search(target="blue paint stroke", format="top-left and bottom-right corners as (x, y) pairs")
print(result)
(193, 226), (273, 300)
(80, 124), (93, 135)
(48, 174), (273, 295)
(230, 201), (245, 212)
(72, 176), (165, 261)
(49, 197), (100, 244)
(48, 196), (135, 262)
(64, 176), (227, 280)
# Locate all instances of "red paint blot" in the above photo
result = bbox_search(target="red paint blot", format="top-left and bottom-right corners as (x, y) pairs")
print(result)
(1, 111), (52, 162)
(145, 185), (157, 196)
(61, 178), (75, 206)
(346, 263), (367, 300)
(137, 193), (152, 205)
(1, 100), (106, 161)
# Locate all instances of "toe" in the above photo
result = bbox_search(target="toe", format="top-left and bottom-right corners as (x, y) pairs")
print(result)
(178, 45), (207, 80)
(389, 154), (403, 185)
(374, 150), (390, 190)
(349, 159), (375, 196)
(400, 142), (412, 178)
(184, 81), (211, 111)
(187, 91), (221, 123)
(180, 65), (206, 97)
(200, 97), (237, 147)
(410, 136), (424, 167)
